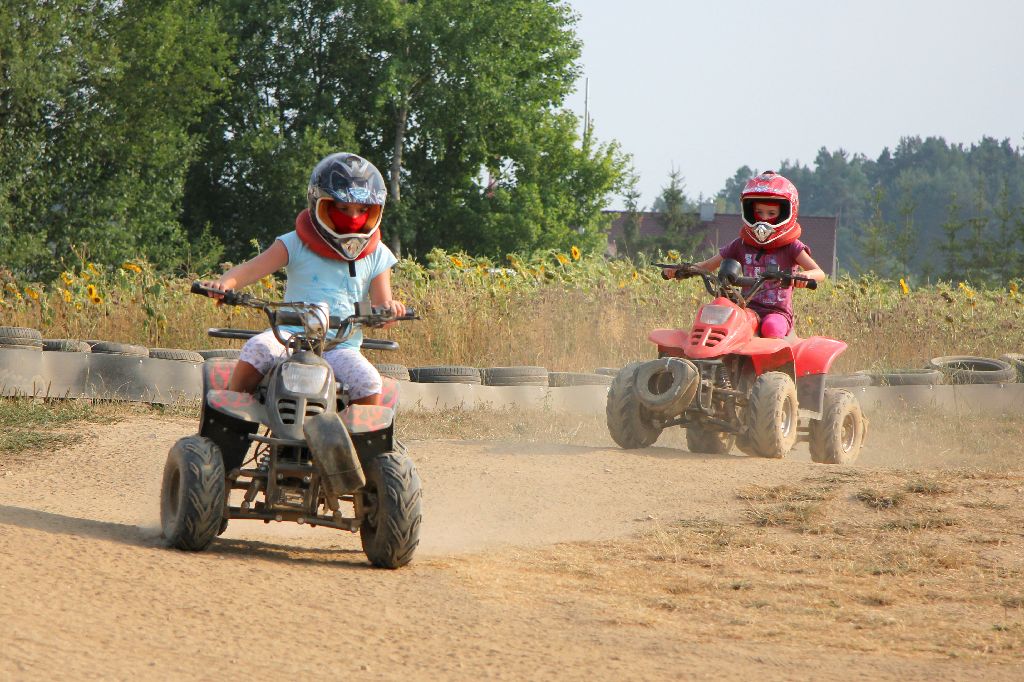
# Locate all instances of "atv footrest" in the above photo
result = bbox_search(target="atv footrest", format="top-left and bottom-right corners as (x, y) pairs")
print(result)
(227, 506), (359, 531)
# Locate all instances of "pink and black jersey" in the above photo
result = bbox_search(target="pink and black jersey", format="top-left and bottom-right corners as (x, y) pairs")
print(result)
(719, 238), (811, 325)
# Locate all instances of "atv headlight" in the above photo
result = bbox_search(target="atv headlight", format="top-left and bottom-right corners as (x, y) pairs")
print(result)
(280, 362), (329, 394)
(699, 304), (733, 325)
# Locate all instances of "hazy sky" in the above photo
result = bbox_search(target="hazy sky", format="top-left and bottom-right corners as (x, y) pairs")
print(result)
(564, 0), (1024, 208)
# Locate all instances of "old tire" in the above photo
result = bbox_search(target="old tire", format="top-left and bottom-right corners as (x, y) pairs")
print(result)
(685, 425), (735, 455)
(1000, 354), (1024, 383)
(149, 348), (204, 362)
(0, 326), (42, 341)
(409, 365), (481, 384)
(199, 348), (242, 360)
(825, 373), (871, 389)
(374, 363), (411, 381)
(927, 355), (1017, 385)
(160, 435), (226, 551)
(856, 368), (943, 386)
(606, 362), (662, 449)
(745, 371), (798, 459)
(549, 371), (613, 387)
(43, 339), (92, 352)
(809, 389), (865, 465)
(91, 341), (149, 357)
(481, 366), (548, 386)
(360, 451), (422, 569)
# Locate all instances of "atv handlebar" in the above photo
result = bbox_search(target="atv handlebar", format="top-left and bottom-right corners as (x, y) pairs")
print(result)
(653, 261), (816, 306)
(191, 280), (418, 352)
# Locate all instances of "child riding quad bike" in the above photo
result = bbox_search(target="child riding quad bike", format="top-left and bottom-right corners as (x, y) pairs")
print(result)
(160, 282), (421, 568)
(606, 260), (866, 464)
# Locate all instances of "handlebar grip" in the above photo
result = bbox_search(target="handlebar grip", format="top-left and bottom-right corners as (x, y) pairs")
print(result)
(804, 280), (818, 290)
(191, 280), (220, 298)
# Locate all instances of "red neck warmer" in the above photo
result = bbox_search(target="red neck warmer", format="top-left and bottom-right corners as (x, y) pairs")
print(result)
(295, 209), (380, 261)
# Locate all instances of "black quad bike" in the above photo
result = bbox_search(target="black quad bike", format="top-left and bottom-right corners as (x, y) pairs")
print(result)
(606, 260), (866, 464)
(160, 282), (421, 568)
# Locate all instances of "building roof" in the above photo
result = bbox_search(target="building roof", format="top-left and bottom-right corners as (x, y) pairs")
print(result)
(605, 210), (839, 275)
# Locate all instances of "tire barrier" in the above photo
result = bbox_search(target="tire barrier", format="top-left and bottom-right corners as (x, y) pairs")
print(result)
(374, 363), (411, 381)
(824, 373), (872, 388)
(926, 355), (1017, 385)
(148, 348), (205, 363)
(594, 367), (620, 376)
(548, 371), (614, 387)
(198, 349), (242, 360)
(1001, 354), (1024, 383)
(43, 339), (92, 353)
(855, 369), (944, 386)
(481, 366), (548, 386)
(408, 365), (482, 384)
(1, 344), (1022, 413)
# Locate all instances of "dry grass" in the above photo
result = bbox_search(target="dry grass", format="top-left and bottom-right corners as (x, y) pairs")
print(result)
(450, 467), (1024, 660)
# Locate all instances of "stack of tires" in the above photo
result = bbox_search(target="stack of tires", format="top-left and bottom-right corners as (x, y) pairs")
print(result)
(856, 355), (1019, 386)
(0, 326), (43, 351)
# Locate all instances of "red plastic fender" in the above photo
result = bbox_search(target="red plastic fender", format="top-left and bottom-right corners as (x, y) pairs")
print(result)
(648, 328), (689, 357)
(379, 377), (399, 410)
(340, 405), (395, 434)
(792, 336), (848, 377)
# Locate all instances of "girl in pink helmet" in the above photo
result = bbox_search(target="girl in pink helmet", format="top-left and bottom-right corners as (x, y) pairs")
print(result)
(664, 171), (826, 338)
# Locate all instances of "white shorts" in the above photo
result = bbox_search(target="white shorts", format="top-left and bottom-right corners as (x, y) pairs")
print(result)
(238, 330), (382, 400)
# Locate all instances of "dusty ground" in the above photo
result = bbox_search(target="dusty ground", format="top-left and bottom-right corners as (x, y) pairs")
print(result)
(1, 408), (1022, 680)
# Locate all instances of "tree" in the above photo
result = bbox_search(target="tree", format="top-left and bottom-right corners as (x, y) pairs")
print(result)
(640, 170), (702, 260)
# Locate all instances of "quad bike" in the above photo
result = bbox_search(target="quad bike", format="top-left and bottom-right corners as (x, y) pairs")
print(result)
(606, 259), (866, 464)
(160, 282), (421, 568)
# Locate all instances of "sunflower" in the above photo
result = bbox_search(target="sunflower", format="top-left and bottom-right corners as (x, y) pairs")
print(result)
(86, 284), (98, 299)
(24, 287), (39, 300)
(61, 271), (75, 285)
(570, 246), (581, 261)
(556, 253), (570, 266)
(899, 278), (909, 295)
(121, 262), (142, 274)
(62, 289), (72, 303)
(87, 262), (99, 275)
(1010, 282), (1019, 297)
(632, 270), (639, 281)
(90, 295), (103, 305)
(260, 275), (275, 290)
(449, 255), (464, 268)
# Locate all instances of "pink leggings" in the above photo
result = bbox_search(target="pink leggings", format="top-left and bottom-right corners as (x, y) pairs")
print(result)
(759, 313), (791, 338)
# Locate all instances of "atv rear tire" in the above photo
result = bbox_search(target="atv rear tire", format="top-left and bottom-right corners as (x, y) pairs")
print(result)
(744, 371), (798, 459)
(809, 389), (865, 465)
(685, 425), (735, 455)
(606, 362), (662, 449)
(161, 435), (226, 551)
(360, 451), (422, 568)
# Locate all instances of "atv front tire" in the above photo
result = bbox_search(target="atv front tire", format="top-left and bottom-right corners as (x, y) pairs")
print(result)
(161, 435), (226, 551)
(606, 362), (662, 449)
(685, 425), (735, 455)
(744, 371), (798, 459)
(360, 451), (422, 568)
(809, 389), (865, 464)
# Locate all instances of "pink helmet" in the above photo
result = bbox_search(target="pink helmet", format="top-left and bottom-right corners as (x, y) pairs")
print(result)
(740, 171), (801, 248)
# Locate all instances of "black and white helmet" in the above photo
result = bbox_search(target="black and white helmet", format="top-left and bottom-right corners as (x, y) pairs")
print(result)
(306, 153), (387, 258)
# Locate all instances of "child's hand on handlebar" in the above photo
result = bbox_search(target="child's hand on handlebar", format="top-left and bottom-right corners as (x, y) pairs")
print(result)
(197, 279), (235, 306)
(378, 300), (407, 329)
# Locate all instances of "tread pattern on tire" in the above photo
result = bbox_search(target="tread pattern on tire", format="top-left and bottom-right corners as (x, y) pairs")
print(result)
(43, 339), (92, 352)
(482, 366), (548, 386)
(161, 435), (226, 551)
(745, 371), (798, 459)
(91, 341), (149, 357)
(149, 348), (204, 362)
(361, 452), (422, 568)
(374, 362), (411, 381)
(0, 326), (42, 340)
(605, 362), (661, 449)
(409, 365), (482, 384)
(809, 388), (865, 465)
(199, 348), (242, 359)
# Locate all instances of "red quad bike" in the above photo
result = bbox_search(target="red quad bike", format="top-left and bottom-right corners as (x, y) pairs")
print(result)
(606, 260), (866, 464)
(160, 282), (421, 568)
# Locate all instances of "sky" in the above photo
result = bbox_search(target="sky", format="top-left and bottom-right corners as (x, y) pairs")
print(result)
(564, 0), (1024, 209)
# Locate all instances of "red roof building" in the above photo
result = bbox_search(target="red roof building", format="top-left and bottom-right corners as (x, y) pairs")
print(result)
(606, 208), (839, 275)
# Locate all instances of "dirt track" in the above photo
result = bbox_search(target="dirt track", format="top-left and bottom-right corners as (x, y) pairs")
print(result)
(1, 415), (1020, 680)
